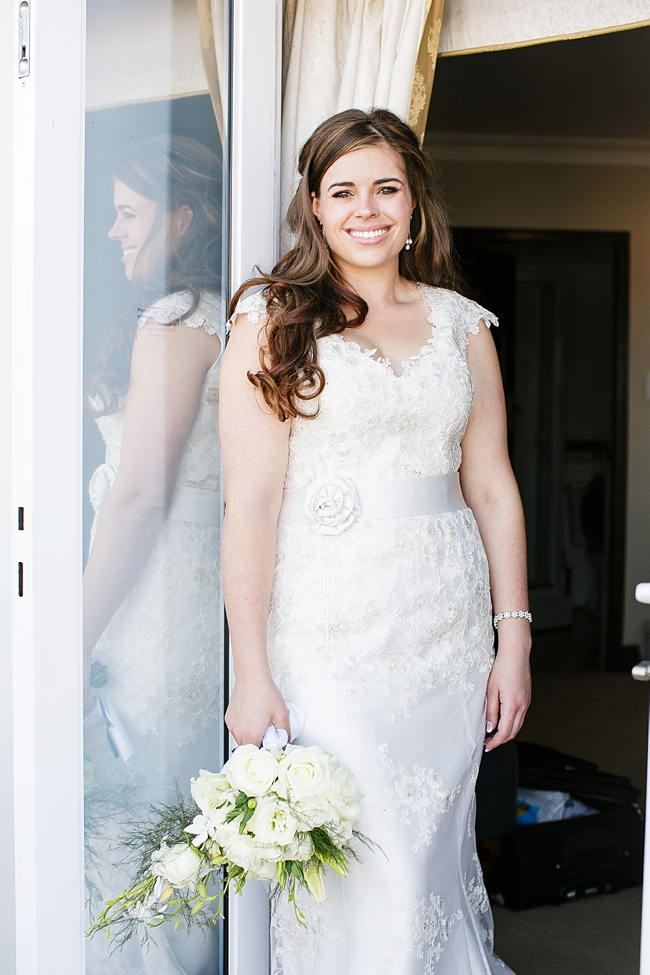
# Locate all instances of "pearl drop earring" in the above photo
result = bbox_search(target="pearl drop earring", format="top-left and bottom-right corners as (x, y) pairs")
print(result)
(404, 216), (413, 251)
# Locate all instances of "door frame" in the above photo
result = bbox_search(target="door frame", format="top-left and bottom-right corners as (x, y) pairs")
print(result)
(227, 3), (283, 973)
(454, 228), (629, 669)
(4, 0), (282, 971)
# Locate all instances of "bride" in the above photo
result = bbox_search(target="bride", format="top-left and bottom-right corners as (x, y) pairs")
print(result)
(220, 108), (531, 973)
(83, 134), (225, 974)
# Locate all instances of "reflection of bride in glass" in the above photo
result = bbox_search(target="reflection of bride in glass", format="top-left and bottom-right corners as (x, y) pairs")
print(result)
(84, 135), (224, 974)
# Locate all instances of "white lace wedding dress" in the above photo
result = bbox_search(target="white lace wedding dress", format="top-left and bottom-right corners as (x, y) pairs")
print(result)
(236, 283), (514, 974)
(84, 290), (225, 975)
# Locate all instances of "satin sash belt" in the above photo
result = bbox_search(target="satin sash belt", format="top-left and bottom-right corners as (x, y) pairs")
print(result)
(278, 471), (465, 535)
(168, 485), (220, 526)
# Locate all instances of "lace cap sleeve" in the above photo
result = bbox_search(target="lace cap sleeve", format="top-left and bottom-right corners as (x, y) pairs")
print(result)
(226, 290), (269, 333)
(138, 289), (225, 339)
(457, 294), (499, 336)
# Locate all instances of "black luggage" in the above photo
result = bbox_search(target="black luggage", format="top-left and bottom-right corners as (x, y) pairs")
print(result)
(487, 742), (644, 910)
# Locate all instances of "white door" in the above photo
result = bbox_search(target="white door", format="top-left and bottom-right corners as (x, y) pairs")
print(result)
(633, 583), (650, 975)
(4, 0), (281, 971)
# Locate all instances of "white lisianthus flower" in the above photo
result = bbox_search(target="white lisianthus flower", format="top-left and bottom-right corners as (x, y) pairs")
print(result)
(284, 831), (314, 862)
(191, 769), (231, 814)
(151, 843), (203, 890)
(326, 818), (355, 844)
(226, 745), (279, 797)
(293, 794), (333, 830)
(205, 795), (238, 831)
(248, 857), (280, 882)
(278, 745), (331, 801)
(248, 796), (298, 847)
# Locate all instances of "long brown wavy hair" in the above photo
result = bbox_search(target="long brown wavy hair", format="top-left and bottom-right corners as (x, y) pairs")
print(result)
(229, 108), (460, 422)
(87, 135), (222, 416)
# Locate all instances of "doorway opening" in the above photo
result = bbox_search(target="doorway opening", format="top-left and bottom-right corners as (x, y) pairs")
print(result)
(455, 229), (629, 673)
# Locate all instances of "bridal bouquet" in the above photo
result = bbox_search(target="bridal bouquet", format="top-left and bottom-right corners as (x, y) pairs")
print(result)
(88, 741), (365, 948)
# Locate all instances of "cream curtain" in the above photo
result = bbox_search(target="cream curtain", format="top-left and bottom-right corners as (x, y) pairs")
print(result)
(438, 0), (650, 55)
(281, 0), (444, 237)
(196, 0), (228, 142)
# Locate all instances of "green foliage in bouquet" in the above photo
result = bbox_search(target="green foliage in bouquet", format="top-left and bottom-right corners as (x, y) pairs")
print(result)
(87, 789), (226, 951)
(87, 743), (372, 951)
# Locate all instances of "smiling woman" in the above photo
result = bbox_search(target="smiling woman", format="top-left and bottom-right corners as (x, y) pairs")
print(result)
(221, 107), (531, 974)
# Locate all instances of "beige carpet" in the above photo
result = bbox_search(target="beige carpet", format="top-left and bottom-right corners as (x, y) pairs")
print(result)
(493, 888), (642, 974)
(492, 668), (648, 974)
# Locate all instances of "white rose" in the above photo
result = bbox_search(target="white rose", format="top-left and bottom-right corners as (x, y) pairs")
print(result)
(226, 745), (279, 797)
(247, 796), (298, 847)
(191, 769), (232, 814)
(327, 765), (362, 825)
(220, 830), (258, 872)
(278, 745), (332, 801)
(151, 843), (203, 890)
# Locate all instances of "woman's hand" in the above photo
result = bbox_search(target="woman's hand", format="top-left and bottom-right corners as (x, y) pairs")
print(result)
(225, 676), (291, 747)
(485, 638), (531, 752)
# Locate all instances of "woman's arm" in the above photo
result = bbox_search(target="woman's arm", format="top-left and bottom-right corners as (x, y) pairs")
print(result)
(460, 321), (532, 752)
(219, 311), (291, 746)
(83, 320), (221, 703)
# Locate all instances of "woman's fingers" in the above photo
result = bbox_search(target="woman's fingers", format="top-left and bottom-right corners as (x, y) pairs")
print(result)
(485, 680), (501, 737)
(225, 683), (292, 748)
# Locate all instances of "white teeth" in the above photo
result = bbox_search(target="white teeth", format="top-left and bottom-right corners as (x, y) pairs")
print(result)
(348, 229), (388, 239)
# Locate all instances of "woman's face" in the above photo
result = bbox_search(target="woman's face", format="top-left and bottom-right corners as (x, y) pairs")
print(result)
(312, 143), (414, 274)
(108, 180), (192, 282)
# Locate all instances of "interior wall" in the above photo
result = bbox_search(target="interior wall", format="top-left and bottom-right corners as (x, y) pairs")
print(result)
(432, 158), (650, 647)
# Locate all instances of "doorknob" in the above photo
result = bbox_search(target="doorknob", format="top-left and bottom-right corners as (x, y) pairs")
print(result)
(632, 586), (650, 681)
(632, 661), (650, 682)
(636, 584), (650, 604)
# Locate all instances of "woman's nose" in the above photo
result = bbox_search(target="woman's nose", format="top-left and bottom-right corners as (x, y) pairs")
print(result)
(107, 217), (122, 240)
(355, 194), (378, 219)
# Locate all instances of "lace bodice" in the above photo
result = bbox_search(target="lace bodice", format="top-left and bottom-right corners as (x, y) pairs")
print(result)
(92, 290), (225, 496)
(231, 284), (497, 485)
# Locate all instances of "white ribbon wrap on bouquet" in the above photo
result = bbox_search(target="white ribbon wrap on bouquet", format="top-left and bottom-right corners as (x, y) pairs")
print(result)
(261, 701), (306, 750)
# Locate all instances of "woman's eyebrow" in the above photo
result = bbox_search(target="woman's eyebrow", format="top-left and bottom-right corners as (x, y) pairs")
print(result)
(115, 204), (136, 212)
(327, 177), (404, 191)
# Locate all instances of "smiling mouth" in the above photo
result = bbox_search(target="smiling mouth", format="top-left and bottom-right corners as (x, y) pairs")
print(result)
(346, 226), (391, 241)
(121, 247), (136, 259)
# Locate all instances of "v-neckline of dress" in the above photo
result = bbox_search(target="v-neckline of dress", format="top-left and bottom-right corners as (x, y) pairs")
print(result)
(324, 282), (438, 379)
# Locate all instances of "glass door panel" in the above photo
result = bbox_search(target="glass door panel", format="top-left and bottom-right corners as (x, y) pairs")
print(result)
(82, 2), (229, 971)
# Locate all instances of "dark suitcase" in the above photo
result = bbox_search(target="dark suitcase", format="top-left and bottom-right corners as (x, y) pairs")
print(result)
(488, 742), (644, 909)
(491, 802), (644, 909)
(516, 742), (640, 806)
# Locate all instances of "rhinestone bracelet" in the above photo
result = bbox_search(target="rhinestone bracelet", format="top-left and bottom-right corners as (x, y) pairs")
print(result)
(493, 610), (532, 628)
